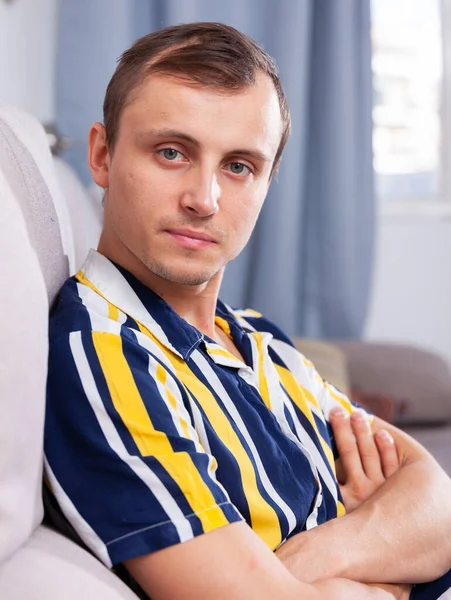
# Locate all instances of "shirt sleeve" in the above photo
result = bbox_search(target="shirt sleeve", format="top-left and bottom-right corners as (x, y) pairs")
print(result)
(44, 328), (243, 568)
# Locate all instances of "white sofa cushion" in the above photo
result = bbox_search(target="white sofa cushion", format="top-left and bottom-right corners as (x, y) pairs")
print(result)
(0, 108), (71, 301)
(0, 526), (139, 599)
(0, 170), (48, 563)
(54, 156), (102, 270)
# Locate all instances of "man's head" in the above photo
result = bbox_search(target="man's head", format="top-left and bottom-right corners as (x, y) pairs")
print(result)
(103, 22), (290, 175)
(89, 22), (290, 290)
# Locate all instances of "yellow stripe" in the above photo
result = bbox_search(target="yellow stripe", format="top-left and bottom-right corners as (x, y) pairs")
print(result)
(92, 331), (229, 533)
(137, 323), (282, 550)
(207, 347), (236, 359)
(253, 332), (271, 409)
(323, 382), (373, 424)
(337, 500), (346, 517)
(214, 316), (231, 337)
(275, 365), (335, 472)
(76, 271), (120, 322)
(108, 304), (119, 322)
(322, 379), (353, 413)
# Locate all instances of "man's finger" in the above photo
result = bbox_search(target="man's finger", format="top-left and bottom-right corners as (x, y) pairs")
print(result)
(329, 407), (363, 480)
(350, 410), (384, 481)
(374, 429), (399, 478)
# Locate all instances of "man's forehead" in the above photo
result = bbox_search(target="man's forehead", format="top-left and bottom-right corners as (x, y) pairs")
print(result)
(121, 72), (283, 154)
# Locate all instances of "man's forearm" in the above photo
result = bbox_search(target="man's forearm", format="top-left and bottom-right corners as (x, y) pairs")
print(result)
(277, 455), (451, 584)
(312, 579), (409, 600)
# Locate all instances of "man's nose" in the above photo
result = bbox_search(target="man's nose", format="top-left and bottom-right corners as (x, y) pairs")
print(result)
(180, 167), (221, 217)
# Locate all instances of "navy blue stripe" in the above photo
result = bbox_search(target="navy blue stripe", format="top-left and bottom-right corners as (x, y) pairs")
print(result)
(46, 334), (188, 563)
(49, 277), (91, 335)
(411, 569), (451, 600)
(181, 382), (253, 527)
(83, 330), (233, 531)
(188, 355), (319, 535)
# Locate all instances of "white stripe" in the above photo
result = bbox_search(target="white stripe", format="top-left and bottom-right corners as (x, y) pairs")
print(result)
(184, 387), (212, 454)
(271, 338), (353, 420)
(118, 327), (230, 496)
(148, 356), (199, 447)
(80, 250), (183, 357)
(191, 350), (297, 533)
(133, 328), (177, 374)
(260, 340), (337, 499)
(117, 309), (127, 326)
(319, 381), (354, 418)
(248, 334), (263, 380)
(281, 395), (337, 503)
(221, 305), (258, 332)
(270, 339), (316, 391)
(43, 459), (112, 567)
(141, 346), (234, 504)
(250, 334), (335, 522)
(438, 589), (451, 599)
(69, 331), (194, 545)
(76, 282), (121, 335)
(182, 387), (236, 503)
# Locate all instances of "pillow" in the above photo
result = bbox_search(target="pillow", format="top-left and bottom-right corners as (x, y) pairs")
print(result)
(294, 338), (351, 397)
(335, 341), (451, 425)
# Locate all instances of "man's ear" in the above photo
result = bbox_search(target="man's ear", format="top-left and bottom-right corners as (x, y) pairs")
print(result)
(88, 122), (110, 188)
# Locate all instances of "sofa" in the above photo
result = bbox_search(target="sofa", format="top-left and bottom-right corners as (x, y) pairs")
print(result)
(1, 105), (450, 598)
(0, 106), (140, 598)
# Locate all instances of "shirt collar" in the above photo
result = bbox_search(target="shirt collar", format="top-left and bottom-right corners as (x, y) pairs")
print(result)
(77, 249), (246, 362)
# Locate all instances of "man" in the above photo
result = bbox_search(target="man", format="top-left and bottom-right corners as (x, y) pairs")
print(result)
(44, 22), (451, 600)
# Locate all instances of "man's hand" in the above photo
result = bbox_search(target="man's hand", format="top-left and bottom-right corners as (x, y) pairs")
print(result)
(329, 406), (400, 512)
(276, 414), (451, 585)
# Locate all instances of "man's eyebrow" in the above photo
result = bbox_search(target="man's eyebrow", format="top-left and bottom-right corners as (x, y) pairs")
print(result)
(137, 128), (272, 163)
(137, 128), (201, 147)
(230, 149), (272, 164)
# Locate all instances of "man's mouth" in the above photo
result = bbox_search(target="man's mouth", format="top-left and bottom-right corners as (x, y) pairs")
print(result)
(165, 228), (217, 249)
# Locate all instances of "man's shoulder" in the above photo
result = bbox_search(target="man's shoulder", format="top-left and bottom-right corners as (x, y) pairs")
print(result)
(49, 275), (117, 339)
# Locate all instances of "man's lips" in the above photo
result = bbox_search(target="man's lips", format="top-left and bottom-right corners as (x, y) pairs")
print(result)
(165, 228), (217, 249)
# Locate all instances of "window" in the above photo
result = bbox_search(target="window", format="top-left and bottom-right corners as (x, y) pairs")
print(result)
(371, 0), (451, 213)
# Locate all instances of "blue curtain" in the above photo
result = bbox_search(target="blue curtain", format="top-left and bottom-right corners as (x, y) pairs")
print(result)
(56, 0), (374, 339)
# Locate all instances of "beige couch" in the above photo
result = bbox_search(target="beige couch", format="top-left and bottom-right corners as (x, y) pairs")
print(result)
(0, 106), (140, 598)
(296, 339), (451, 475)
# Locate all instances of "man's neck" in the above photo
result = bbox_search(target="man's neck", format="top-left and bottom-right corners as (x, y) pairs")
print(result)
(97, 240), (223, 340)
(157, 278), (222, 340)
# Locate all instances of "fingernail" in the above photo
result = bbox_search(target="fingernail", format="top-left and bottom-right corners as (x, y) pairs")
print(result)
(330, 406), (348, 418)
(351, 409), (366, 421)
(352, 408), (370, 422)
(377, 429), (394, 444)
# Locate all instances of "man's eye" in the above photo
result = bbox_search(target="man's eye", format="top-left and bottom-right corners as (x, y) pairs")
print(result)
(159, 148), (184, 161)
(228, 162), (251, 176)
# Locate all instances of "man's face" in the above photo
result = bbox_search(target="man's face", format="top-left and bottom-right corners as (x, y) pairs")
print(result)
(94, 72), (282, 287)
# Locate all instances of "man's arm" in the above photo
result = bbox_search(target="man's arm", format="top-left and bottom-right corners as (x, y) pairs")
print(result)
(124, 520), (404, 600)
(277, 410), (451, 585)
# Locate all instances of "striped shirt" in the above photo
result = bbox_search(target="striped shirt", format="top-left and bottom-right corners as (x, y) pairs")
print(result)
(45, 249), (357, 569)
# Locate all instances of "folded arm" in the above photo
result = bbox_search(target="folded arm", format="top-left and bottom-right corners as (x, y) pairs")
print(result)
(125, 520), (404, 600)
(277, 411), (451, 585)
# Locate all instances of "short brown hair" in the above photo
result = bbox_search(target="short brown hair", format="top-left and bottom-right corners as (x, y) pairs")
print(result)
(103, 22), (291, 175)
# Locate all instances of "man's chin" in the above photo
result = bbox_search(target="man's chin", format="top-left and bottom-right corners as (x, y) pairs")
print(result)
(143, 260), (221, 287)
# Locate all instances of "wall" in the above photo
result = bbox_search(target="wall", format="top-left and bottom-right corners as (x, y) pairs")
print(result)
(365, 214), (451, 365)
(0, 0), (57, 123)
